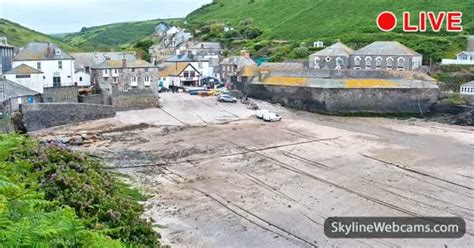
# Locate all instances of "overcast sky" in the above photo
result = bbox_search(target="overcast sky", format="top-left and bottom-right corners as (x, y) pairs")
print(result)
(0, 0), (211, 34)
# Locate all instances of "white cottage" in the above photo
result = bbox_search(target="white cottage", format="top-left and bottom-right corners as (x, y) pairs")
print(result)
(460, 81), (474, 95)
(4, 64), (46, 93)
(12, 42), (75, 88)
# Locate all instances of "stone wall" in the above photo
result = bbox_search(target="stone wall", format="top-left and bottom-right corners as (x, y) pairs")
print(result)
(79, 94), (104, 105)
(110, 87), (159, 111)
(245, 83), (439, 114)
(43, 86), (78, 103)
(21, 103), (115, 132)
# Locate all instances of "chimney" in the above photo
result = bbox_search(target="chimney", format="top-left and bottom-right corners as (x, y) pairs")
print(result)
(47, 43), (51, 57)
(241, 50), (250, 59)
(122, 58), (127, 68)
(187, 50), (194, 59)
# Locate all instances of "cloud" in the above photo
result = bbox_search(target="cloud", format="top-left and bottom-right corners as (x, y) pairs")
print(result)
(0, 0), (211, 33)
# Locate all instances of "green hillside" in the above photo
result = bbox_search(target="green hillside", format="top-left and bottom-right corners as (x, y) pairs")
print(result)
(0, 19), (77, 51)
(187, 0), (474, 61)
(61, 18), (182, 51)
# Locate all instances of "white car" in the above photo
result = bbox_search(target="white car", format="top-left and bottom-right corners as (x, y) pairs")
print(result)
(255, 109), (270, 119)
(262, 112), (282, 122)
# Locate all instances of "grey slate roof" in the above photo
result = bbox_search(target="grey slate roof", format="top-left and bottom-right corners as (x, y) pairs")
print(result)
(156, 22), (171, 33)
(461, 81), (474, 87)
(5, 64), (43, 75)
(353, 41), (421, 56)
(458, 51), (474, 56)
(14, 42), (73, 61)
(165, 53), (200, 62)
(92, 59), (155, 69)
(310, 42), (354, 57)
(71, 52), (137, 71)
(190, 42), (222, 50)
(221, 56), (256, 67)
(0, 79), (40, 102)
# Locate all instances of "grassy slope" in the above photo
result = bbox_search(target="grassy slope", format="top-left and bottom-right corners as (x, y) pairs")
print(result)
(62, 18), (182, 51)
(188, 0), (474, 58)
(0, 18), (77, 51)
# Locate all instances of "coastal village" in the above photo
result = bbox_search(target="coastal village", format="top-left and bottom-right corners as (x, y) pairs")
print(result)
(1, 2), (474, 246)
(0, 22), (473, 130)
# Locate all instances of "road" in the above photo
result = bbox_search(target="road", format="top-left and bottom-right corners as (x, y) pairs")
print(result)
(35, 92), (474, 247)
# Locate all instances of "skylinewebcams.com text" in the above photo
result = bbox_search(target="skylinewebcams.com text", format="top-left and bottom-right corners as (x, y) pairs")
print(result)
(330, 221), (461, 235)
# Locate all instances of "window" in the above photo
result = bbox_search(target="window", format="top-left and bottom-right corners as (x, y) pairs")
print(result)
(114, 69), (118, 74)
(43, 76), (46, 80)
(397, 57), (405, 70)
(354, 56), (361, 66)
(144, 76), (151, 86)
(183, 71), (189, 77)
(79, 77), (83, 82)
(145, 68), (149, 72)
(37, 62), (41, 70)
(85, 66), (90, 73)
(386, 57), (394, 69)
(375, 57), (382, 69)
(53, 76), (61, 87)
(16, 75), (31, 79)
(335, 57), (343, 69)
(131, 76), (138, 87)
(113, 77), (117, 83)
(314, 57), (320, 69)
(131, 68), (135, 72)
(190, 71), (195, 77)
(58, 61), (63, 69)
(365, 57), (372, 69)
(325, 57), (331, 62)
(103, 69), (109, 76)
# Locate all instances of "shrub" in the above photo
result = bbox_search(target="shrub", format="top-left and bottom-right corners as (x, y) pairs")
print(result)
(441, 94), (468, 105)
(0, 134), (160, 247)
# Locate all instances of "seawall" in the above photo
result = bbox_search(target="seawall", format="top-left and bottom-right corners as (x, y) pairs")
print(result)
(245, 83), (440, 114)
(21, 103), (116, 131)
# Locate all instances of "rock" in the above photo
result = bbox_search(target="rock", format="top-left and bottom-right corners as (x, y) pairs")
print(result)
(60, 137), (72, 144)
(68, 136), (84, 146)
(454, 109), (473, 126)
(11, 111), (27, 133)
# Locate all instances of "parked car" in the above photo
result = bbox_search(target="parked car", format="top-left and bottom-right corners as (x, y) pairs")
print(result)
(255, 109), (270, 119)
(262, 112), (282, 122)
(218, 94), (237, 103)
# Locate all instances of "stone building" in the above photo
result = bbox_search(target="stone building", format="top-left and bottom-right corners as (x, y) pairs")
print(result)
(91, 59), (158, 94)
(309, 42), (353, 69)
(350, 41), (422, 71)
(71, 52), (137, 87)
(220, 51), (256, 83)
(91, 59), (159, 110)
(0, 37), (14, 74)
